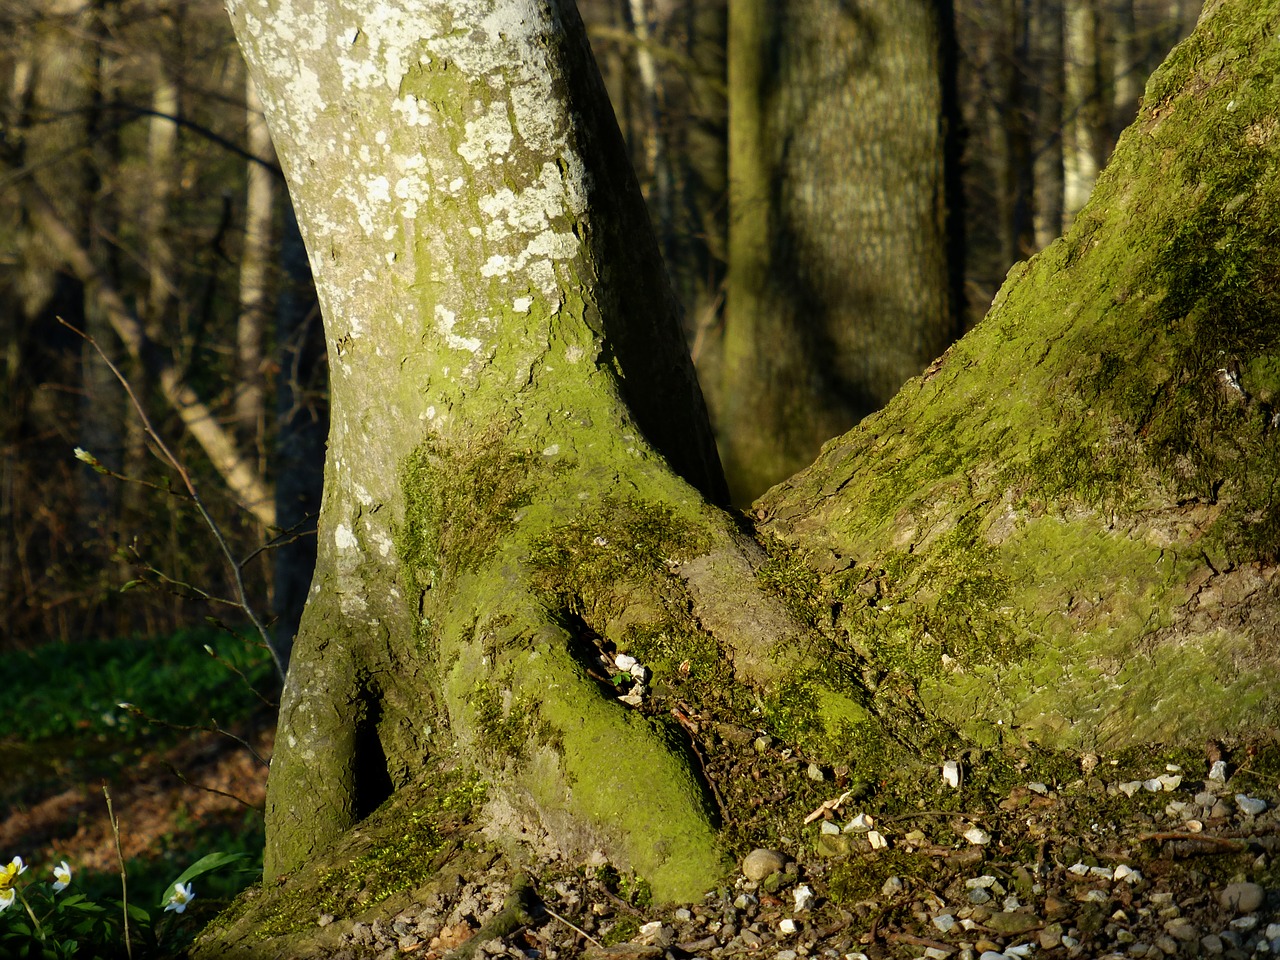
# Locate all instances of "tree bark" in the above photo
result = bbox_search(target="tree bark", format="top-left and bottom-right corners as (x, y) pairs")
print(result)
(718, 0), (960, 503)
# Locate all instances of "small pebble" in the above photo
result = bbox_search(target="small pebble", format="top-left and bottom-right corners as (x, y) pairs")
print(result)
(779, 919), (798, 935)
(1236, 794), (1267, 816)
(614, 654), (637, 671)
(962, 826), (990, 845)
(1119, 781), (1143, 797)
(933, 914), (957, 933)
(943, 761), (962, 788)
(1200, 934), (1224, 954)
(1219, 881), (1265, 914)
(1209, 760), (1228, 782)
(881, 876), (904, 896)
(793, 885), (814, 911)
(742, 849), (786, 881)
(807, 763), (825, 781)
(844, 813), (874, 832)
(867, 830), (889, 850)
(820, 821), (840, 835)
(1028, 781), (1049, 794)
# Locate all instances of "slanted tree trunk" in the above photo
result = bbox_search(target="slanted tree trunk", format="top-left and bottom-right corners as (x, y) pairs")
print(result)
(759, 0), (1280, 750)
(204, 0), (1280, 950)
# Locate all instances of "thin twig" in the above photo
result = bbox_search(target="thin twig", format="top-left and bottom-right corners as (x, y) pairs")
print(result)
(161, 762), (263, 813)
(103, 785), (132, 960)
(60, 317), (285, 684)
(116, 702), (271, 768)
(541, 904), (604, 948)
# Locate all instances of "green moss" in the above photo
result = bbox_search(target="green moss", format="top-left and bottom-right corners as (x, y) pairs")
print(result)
(827, 850), (931, 904)
(527, 495), (707, 596)
(397, 435), (542, 584)
(249, 771), (486, 941)
(467, 680), (556, 764)
(757, 543), (837, 634)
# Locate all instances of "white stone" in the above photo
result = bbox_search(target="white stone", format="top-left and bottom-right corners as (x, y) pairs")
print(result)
(614, 653), (637, 671)
(932, 914), (957, 934)
(1119, 781), (1143, 797)
(1143, 778), (1163, 792)
(793, 885), (814, 911)
(1028, 781), (1049, 794)
(1237, 794), (1267, 816)
(1113, 864), (1143, 884)
(867, 830), (889, 850)
(963, 826), (990, 845)
(1209, 760), (1229, 782)
(1158, 774), (1183, 791)
(1089, 865), (1114, 880)
(966, 876), (999, 889)
(1005, 945), (1033, 958)
(1068, 862), (1090, 876)
(778, 918), (797, 935)
(820, 821), (841, 835)
(845, 813), (874, 833)
(942, 761), (962, 788)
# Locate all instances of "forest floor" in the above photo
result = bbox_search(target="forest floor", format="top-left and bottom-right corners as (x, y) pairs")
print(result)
(194, 722), (1280, 960)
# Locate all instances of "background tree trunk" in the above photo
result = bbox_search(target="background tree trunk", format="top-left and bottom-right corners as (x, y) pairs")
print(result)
(717, 0), (961, 503)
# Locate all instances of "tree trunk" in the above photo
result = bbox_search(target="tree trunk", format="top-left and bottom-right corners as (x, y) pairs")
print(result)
(203, 0), (1280, 949)
(718, 0), (959, 503)
(758, 0), (1280, 750)
(226, 0), (748, 902)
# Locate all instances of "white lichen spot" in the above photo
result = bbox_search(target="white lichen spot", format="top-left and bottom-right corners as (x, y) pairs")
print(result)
(365, 174), (391, 204)
(481, 254), (513, 278)
(565, 344), (584, 363)
(335, 522), (358, 550)
(426, 405), (436, 419)
(344, 26), (359, 44)
(375, 129), (387, 145)
(391, 94), (432, 127)
(284, 62), (326, 130)
(513, 297), (532, 313)
(457, 101), (513, 165)
(543, 444), (560, 456)
(449, 177), (465, 192)
(372, 531), (394, 558)
(469, 226), (482, 237)
(434, 304), (482, 353)
(353, 484), (373, 506)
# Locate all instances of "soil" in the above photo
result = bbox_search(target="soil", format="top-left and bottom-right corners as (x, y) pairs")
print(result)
(0, 726), (272, 877)
(194, 722), (1280, 960)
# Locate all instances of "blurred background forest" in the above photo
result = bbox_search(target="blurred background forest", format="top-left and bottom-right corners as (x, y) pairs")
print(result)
(0, 0), (1203, 652)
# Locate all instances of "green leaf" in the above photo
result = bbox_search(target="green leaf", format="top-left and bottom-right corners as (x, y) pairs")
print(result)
(124, 903), (150, 924)
(158, 851), (248, 906)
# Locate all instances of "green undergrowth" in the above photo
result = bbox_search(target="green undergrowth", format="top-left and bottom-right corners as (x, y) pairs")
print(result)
(1, 626), (273, 745)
